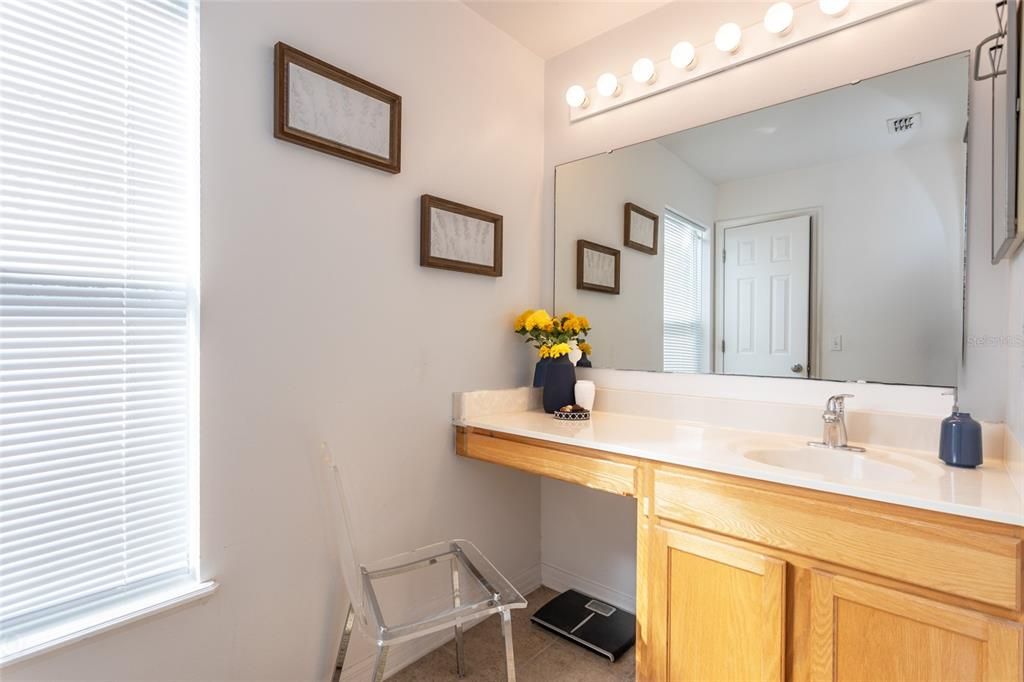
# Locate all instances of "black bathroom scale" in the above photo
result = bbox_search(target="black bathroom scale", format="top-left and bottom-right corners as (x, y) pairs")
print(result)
(530, 589), (635, 661)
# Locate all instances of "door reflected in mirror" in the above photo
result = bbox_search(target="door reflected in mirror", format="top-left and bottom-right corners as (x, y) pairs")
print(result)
(554, 53), (968, 387)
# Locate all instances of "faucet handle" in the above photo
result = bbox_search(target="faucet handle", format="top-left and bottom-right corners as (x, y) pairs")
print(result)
(826, 393), (855, 413)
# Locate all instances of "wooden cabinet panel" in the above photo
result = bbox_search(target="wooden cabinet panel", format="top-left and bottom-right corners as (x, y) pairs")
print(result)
(809, 572), (1023, 682)
(649, 525), (785, 682)
(458, 429), (636, 497)
(654, 467), (1021, 610)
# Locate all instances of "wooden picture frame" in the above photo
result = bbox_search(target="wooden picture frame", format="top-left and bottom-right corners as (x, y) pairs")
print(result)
(624, 202), (659, 254)
(577, 240), (621, 294)
(420, 195), (503, 277)
(274, 42), (401, 174)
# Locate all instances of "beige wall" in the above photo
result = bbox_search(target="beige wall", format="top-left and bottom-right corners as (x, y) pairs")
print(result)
(1007, 251), (1023, 490)
(5, 3), (545, 680)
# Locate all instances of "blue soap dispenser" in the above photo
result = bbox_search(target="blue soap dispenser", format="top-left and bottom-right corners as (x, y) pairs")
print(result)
(939, 389), (983, 468)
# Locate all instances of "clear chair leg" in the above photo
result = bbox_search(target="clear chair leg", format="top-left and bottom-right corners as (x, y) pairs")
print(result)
(451, 557), (466, 678)
(501, 609), (516, 682)
(332, 604), (355, 682)
(371, 644), (388, 682)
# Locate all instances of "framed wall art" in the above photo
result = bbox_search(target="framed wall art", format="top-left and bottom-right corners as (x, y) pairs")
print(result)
(274, 42), (401, 173)
(420, 195), (503, 277)
(624, 202), (659, 254)
(577, 240), (620, 294)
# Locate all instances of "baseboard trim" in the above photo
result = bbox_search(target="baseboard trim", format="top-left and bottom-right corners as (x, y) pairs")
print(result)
(540, 563), (636, 613)
(339, 562), (542, 681)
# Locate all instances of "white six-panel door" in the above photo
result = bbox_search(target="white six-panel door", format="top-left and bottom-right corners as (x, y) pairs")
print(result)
(721, 215), (811, 378)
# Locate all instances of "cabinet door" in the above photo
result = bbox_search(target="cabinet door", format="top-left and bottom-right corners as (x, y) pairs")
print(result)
(648, 525), (786, 682)
(809, 571), (1023, 682)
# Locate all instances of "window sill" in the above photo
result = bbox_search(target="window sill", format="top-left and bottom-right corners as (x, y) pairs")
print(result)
(1, 579), (218, 668)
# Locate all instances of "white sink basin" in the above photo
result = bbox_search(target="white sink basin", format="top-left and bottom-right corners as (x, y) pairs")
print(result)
(744, 446), (930, 482)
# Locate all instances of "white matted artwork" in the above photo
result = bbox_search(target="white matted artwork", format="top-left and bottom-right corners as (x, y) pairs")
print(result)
(274, 42), (401, 174)
(288, 64), (390, 159)
(429, 208), (494, 267)
(624, 202), (659, 255)
(577, 240), (620, 294)
(420, 195), (503, 277)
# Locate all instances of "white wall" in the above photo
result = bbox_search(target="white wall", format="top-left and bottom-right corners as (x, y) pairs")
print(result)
(541, 0), (1013, 612)
(717, 140), (964, 387)
(554, 142), (715, 371)
(5, 3), (545, 680)
(540, 480), (638, 612)
(1007, 250), (1024, 489)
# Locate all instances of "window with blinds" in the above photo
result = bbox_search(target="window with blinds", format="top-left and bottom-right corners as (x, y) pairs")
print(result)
(663, 210), (707, 373)
(0, 0), (200, 659)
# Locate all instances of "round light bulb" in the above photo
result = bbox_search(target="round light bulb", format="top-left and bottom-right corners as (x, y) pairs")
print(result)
(596, 72), (621, 97)
(631, 57), (656, 84)
(670, 41), (697, 70)
(565, 84), (588, 109)
(763, 2), (794, 35)
(818, 0), (849, 16)
(715, 22), (742, 53)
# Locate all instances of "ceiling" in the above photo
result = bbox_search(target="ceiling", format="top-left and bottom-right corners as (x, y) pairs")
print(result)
(657, 54), (969, 184)
(464, 1), (671, 59)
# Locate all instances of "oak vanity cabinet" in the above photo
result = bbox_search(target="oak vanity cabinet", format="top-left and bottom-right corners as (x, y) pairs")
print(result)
(639, 466), (1024, 682)
(454, 426), (1024, 682)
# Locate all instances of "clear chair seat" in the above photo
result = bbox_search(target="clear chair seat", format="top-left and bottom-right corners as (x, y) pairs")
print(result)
(362, 539), (526, 646)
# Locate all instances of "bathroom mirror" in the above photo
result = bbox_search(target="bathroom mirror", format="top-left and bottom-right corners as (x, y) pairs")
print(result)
(554, 54), (968, 387)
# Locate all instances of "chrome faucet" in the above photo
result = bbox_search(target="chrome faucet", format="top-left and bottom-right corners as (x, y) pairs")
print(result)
(808, 394), (865, 452)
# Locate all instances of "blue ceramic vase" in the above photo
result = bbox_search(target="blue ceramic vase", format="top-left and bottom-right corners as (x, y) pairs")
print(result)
(532, 358), (551, 388)
(542, 356), (576, 413)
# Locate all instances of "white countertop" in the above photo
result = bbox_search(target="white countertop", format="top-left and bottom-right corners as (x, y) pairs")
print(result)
(458, 409), (1024, 526)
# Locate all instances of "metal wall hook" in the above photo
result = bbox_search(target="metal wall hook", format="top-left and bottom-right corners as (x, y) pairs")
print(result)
(974, 33), (1008, 81)
(974, 0), (1010, 81)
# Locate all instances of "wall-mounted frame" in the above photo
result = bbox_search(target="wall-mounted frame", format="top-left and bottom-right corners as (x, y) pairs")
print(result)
(1006, 0), (1024, 259)
(983, 0), (1024, 261)
(420, 195), (503, 277)
(624, 202), (659, 254)
(274, 42), (401, 174)
(577, 240), (621, 294)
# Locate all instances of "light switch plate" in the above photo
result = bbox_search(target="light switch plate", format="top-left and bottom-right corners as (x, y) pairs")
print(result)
(831, 335), (843, 351)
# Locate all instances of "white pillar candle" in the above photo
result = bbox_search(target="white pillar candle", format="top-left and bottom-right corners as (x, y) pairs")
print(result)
(575, 380), (596, 411)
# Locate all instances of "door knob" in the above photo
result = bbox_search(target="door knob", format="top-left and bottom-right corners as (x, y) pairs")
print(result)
(791, 363), (804, 373)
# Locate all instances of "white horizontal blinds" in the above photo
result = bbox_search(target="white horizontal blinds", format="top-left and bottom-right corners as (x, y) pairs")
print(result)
(663, 210), (706, 373)
(0, 0), (198, 639)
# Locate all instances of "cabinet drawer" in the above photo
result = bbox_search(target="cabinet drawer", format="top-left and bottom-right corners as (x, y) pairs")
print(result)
(460, 429), (636, 497)
(653, 468), (1021, 610)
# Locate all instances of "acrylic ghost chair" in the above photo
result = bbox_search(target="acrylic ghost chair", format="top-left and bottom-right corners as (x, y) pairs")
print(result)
(315, 443), (526, 682)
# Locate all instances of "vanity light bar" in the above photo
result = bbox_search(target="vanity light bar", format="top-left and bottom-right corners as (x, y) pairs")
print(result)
(565, 0), (921, 122)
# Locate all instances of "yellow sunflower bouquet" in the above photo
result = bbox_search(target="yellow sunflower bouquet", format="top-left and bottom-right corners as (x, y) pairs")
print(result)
(513, 309), (592, 360)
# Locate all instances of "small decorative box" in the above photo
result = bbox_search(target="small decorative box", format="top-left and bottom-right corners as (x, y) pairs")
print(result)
(553, 405), (591, 421)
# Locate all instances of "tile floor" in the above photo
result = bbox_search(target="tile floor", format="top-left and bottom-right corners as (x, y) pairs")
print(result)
(390, 587), (635, 682)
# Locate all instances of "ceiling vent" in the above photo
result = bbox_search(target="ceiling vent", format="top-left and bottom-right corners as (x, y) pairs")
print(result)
(887, 112), (921, 135)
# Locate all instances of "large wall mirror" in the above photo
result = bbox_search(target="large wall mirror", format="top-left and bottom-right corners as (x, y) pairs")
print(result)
(555, 53), (968, 388)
